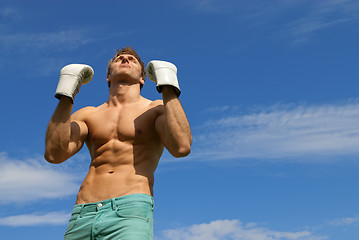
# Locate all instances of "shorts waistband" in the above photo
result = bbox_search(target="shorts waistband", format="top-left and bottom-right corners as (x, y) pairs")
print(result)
(72, 193), (154, 215)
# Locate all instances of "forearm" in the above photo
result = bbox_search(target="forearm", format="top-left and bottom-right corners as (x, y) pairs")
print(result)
(44, 97), (73, 163)
(161, 86), (192, 157)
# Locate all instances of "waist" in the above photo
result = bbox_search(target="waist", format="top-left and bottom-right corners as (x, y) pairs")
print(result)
(76, 170), (153, 203)
(73, 193), (154, 214)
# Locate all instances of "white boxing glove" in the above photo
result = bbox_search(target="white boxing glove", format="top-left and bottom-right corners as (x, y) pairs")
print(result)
(146, 60), (181, 97)
(55, 64), (94, 102)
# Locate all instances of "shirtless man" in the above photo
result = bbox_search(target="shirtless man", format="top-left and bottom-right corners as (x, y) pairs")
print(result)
(44, 46), (192, 240)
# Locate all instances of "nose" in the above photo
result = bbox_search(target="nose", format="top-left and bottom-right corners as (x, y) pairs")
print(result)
(121, 56), (130, 63)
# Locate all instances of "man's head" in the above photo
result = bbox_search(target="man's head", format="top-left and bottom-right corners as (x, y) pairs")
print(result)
(107, 46), (146, 89)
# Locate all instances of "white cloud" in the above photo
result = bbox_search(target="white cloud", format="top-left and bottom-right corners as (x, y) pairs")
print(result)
(0, 152), (81, 204)
(285, 18), (353, 45)
(0, 26), (135, 53)
(157, 219), (327, 240)
(0, 211), (70, 226)
(329, 216), (359, 226)
(269, 0), (359, 44)
(0, 29), (92, 51)
(186, 0), (359, 44)
(188, 0), (236, 14)
(0, 7), (20, 20)
(189, 100), (359, 162)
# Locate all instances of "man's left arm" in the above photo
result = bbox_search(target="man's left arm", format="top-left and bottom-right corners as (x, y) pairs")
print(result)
(155, 86), (192, 157)
(147, 60), (192, 157)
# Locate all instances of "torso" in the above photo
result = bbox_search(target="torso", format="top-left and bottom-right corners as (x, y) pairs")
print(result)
(74, 97), (164, 204)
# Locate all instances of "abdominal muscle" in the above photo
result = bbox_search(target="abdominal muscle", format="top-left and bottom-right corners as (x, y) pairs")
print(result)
(75, 140), (161, 204)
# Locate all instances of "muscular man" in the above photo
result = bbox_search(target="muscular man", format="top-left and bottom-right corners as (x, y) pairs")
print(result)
(44, 46), (192, 240)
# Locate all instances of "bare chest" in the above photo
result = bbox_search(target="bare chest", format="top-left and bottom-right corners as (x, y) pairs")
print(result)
(86, 106), (158, 147)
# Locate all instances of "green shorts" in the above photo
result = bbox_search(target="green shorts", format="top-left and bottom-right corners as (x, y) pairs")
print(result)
(64, 193), (154, 240)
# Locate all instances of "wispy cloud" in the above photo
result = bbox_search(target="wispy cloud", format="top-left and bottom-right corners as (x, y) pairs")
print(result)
(188, 100), (359, 162)
(188, 0), (237, 14)
(0, 152), (82, 204)
(186, 0), (359, 44)
(0, 26), (135, 53)
(329, 216), (359, 226)
(0, 29), (93, 52)
(0, 211), (70, 226)
(157, 219), (327, 240)
(280, 0), (359, 45)
(0, 7), (21, 20)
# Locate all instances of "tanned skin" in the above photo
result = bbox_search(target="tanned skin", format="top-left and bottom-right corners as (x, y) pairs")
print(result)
(45, 54), (192, 204)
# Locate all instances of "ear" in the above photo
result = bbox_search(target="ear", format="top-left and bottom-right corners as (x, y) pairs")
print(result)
(139, 76), (145, 85)
(106, 65), (111, 82)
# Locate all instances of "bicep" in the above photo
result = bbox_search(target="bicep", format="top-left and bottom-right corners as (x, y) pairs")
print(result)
(67, 118), (88, 157)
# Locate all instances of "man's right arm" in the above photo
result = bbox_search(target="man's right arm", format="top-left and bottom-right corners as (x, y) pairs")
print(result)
(44, 64), (94, 164)
(44, 98), (89, 164)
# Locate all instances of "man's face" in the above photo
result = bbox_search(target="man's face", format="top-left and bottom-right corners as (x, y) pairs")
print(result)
(107, 54), (144, 85)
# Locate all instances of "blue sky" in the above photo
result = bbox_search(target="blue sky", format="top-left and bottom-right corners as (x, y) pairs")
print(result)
(0, 0), (358, 239)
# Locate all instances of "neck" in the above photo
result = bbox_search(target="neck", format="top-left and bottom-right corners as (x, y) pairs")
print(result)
(108, 82), (141, 106)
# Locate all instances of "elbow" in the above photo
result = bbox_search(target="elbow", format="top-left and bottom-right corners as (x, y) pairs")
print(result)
(172, 144), (191, 158)
(174, 135), (192, 158)
(44, 151), (65, 164)
(44, 152), (57, 164)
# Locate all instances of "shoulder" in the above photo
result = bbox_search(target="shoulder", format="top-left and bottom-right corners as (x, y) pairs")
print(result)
(146, 99), (164, 122)
(139, 96), (163, 111)
(136, 98), (164, 119)
(149, 99), (164, 108)
(148, 99), (164, 115)
(71, 105), (100, 121)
